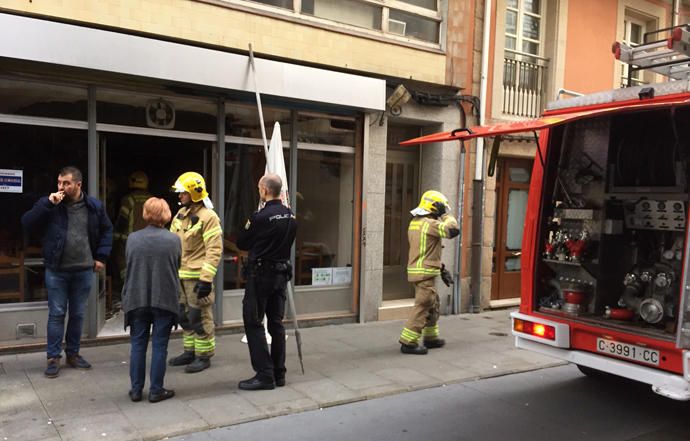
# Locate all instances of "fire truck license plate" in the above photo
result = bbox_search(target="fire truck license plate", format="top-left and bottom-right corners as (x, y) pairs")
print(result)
(596, 338), (659, 365)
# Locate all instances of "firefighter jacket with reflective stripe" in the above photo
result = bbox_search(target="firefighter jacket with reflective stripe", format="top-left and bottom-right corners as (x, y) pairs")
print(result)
(407, 214), (459, 282)
(113, 190), (152, 241)
(170, 202), (223, 283)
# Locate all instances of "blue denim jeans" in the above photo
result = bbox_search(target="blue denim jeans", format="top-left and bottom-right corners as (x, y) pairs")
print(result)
(45, 268), (94, 359)
(129, 308), (176, 394)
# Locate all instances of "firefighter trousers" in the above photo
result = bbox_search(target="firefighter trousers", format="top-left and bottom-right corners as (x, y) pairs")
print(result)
(179, 279), (215, 358)
(399, 278), (441, 346)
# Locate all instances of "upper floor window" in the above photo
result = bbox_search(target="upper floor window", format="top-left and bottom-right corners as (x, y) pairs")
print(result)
(621, 15), (647, 87)
(302, 0), (383, 30)
(249, 0), (293, 8)
(216, 0), (442, 45)
(501, 0), (548, 118)
(505, 0), (543, 58)
(398, 0), (437, 10)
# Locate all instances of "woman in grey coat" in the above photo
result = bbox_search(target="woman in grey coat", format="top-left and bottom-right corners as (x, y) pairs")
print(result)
(122, 197), (181, 403)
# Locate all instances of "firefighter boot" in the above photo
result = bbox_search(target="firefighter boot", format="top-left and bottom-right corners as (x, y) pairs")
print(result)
(424, 338), (446, 349)
(400, 343), (428, 355)
(168, 351), (195, 366)
(185, 356), (211, 373)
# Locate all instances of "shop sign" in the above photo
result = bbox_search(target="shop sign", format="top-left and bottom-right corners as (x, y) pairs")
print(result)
(0, 169), (22, 193)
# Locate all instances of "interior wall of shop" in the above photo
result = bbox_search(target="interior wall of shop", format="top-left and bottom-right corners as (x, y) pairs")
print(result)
(359, 99), (462, 321)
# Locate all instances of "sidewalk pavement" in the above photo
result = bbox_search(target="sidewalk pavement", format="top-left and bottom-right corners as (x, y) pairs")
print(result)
(0, 309), (565, 441)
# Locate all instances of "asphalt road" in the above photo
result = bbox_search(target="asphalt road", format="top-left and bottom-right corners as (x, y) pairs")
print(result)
(169, 364), (690, 441)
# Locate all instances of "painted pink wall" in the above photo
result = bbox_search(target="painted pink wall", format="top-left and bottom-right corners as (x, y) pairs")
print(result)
(564, 0), (618, 94)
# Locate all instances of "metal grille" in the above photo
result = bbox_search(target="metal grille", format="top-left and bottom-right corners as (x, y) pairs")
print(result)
(16, 323), (36, 339)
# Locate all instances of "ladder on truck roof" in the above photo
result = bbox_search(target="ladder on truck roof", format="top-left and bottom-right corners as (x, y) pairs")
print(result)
(613, 25), (690, 84)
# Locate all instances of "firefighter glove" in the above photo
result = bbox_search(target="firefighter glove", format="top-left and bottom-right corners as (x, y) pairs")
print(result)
(440, 264), (454, 287)
(433, 201), (447, 216)
(187, 307), (206, 335)
(178, 303), (190, 330)
(194, 281), (213, 299)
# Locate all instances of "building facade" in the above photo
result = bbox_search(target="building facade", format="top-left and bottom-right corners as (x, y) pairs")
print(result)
(6, 0), (684, 349)
(0, 0), (479, 348)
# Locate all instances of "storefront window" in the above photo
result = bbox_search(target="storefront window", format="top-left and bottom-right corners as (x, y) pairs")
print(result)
(226, 103), (291, 141)
(222, 144), (291, 290)
(0, 124), (88, 304)
(295, 149), (354, 286)
(97, 89), (217, 133)
(297, 113), (355, 146)
(0, 77), (87, 120)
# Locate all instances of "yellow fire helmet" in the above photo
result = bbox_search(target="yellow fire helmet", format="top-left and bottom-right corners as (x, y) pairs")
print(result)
(172, 171), (209, 203)
(129, 170), (149, 190)
(411, 190), (450, 216)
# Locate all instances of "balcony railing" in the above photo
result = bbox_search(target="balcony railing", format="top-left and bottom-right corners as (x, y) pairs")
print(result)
(502, 49), (549, 118)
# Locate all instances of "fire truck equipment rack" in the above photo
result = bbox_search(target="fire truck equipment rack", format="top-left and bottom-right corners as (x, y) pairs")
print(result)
(613, 25), (690, 84)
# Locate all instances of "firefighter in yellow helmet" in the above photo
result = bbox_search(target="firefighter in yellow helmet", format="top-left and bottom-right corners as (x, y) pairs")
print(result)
(113, 171), (152, 283)
(168, 172), (223, 373)
(399, 190), (459, 354)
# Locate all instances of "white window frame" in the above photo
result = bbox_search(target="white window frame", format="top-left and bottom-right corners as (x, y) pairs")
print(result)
(621, 15), (648, 87)
(614, 1), (665, 89)
(505, 0), (545, 59)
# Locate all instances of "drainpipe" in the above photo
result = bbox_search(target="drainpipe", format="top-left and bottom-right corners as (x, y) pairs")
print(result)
(470, 0), (492, 313)
(452, 101), (467, 314)
(673, 0), (680, 27)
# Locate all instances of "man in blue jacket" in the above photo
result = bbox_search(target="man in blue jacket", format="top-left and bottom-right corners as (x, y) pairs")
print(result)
(22, 166), (113, 378)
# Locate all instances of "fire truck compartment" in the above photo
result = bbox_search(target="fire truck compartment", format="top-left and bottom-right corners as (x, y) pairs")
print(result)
(535, 105), (690, 342)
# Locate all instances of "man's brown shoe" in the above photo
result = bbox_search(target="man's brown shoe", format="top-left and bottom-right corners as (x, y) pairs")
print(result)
(66, 354), (92, 370)
(45, 358), (60, 378)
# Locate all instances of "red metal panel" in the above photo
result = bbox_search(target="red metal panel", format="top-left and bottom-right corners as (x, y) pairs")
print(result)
(399, 96), (690, 146)
(520, 129), (549, 314)
(569, 325), (684, 374)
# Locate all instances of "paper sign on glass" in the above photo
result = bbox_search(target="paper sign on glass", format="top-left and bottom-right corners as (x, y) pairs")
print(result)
(332, 267), (352, 285)
(0, 169), (22, 193)
(311, 268), (333, 286)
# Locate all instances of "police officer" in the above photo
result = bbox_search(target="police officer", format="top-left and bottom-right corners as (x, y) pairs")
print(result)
(167, 172), (223, 373)
(237, 173), (297, 390)
(399, 190), (459, 355)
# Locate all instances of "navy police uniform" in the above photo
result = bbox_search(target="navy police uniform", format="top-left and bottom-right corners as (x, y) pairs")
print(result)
(238, 199), (297, 384)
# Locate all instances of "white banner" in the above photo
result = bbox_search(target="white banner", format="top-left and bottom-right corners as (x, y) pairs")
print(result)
(265, 121), (290, 207)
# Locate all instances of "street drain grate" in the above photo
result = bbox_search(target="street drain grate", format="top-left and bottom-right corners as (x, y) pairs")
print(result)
(489, 332), (508, 337)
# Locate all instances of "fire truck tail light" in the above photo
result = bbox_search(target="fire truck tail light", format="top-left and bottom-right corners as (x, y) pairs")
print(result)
(513, 319), (556, 340)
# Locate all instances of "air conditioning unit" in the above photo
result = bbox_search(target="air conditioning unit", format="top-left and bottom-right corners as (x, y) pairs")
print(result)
(389, 19), (407, 36)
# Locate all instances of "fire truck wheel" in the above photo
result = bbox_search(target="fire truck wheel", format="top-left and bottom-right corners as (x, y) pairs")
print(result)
(576, 364), (608, 379)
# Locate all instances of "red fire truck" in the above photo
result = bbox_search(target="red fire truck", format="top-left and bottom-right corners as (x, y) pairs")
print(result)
(402, 27), (690, 400)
